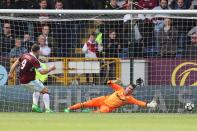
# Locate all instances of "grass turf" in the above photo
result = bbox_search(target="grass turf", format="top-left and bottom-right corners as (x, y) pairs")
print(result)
(0, 113), (197, 131)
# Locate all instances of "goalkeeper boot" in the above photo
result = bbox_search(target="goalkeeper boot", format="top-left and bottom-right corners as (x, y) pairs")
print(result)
(45, 109), (53, 113)
(64, 108), (70, 113)
(32, 104), (42, 113)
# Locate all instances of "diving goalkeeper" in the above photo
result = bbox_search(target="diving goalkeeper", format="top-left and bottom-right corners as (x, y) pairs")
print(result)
(64, 79), (157, 113)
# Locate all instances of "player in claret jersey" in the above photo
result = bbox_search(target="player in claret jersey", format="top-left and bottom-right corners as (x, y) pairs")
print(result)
(8, 44), (56, 113)
(64, 79), (157, 113)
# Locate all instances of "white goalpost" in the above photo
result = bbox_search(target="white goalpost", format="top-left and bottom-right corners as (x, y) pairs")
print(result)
(0, 9), (197, 113)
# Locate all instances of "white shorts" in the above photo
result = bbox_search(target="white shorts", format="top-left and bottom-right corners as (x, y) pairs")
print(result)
(22, 80), (45, 92)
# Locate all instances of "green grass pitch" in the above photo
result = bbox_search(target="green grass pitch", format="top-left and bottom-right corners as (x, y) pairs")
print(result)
(0, 113), (197, 131)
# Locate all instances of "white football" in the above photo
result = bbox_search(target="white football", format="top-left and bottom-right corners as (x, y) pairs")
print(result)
(185, 103), (194, 111)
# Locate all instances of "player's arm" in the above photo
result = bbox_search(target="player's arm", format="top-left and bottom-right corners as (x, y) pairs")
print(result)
(107, 79), (123, 91)
(38, 65), (56, 75)
(127, 96), (147, 107)
(8, 59), (20, 79)
(127, 96), (157, 108)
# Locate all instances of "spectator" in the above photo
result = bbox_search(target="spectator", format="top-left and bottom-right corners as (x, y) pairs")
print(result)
(153, 0), (169, 10)
(152, 0), (170, 32)
(122, 0), (132, 10)
(183, 32), (197, 58)
(102, 30), (120, 81)
(82, 32), (103, 84)
(51, 1), (67, 56)
(169, 0), (192, 9)
(34, 21), (48, 38)
(55, 0), (63, 9)
(171, 0), (187, 9)
(10, 38), (27, 58)
(151, 0), (170, 56)
(0, 22), (15, 56)
(157, 18), (178, 57)
(38, 35), (51, 57)
(41, 25), (58, 56)
(105, 0), (120, 9)
(136, 0), (158, 9)
(22, 33), (34, 52)
(136, 0), (169, 54)
(54, 0), (64, 17)
(136, 16), (154, 50)
(103, 30), (121, 58)
(188, 26), (197, 37)
(82, 32), (103, 58)
(173, 11), (193, 52)
(38, 0), (49, 18)
(39, 0), (48, 9)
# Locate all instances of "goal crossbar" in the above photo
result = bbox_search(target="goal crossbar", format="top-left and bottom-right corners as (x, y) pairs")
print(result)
(0, 9), (197, 14)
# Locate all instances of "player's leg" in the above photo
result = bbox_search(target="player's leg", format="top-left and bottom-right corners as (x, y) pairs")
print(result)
(22, 81), (42, 113)
(28, 80), (52, 113)
(40, 87), (53, 113)
(33, 92), (40, 105)
(32, 91), (41, 112)
(64, 96), (106, 112)
(93, 105), (111, 113)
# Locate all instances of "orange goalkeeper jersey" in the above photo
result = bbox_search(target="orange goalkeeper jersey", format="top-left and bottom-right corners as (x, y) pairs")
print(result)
(104, 81), (147, 109)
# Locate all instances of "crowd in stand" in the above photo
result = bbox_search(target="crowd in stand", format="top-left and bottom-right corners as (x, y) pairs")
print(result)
(0, 0), (197, 59)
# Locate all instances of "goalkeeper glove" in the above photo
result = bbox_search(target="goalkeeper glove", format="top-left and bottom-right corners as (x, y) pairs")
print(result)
(147, 100), (157, 108)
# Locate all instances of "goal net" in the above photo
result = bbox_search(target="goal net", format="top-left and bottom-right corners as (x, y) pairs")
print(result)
(0, 10), (197, 113)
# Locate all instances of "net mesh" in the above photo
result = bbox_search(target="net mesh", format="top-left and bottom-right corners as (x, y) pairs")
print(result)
(0, 11), (197, 112)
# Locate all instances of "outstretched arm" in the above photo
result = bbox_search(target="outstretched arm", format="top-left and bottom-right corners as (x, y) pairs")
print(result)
(127, 96), (157, 108)
(127, 96), (147, 107)
(8, 59), (20, 79)
(107, 79), (123, 91)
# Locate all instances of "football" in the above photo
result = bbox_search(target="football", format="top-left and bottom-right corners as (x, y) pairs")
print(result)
(185, 103), (194, 111)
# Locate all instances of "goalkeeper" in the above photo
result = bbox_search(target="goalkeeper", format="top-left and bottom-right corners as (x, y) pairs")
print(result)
(64, 79), (157, 113)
